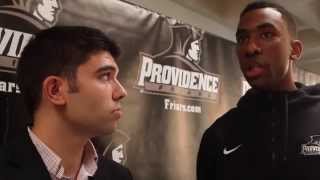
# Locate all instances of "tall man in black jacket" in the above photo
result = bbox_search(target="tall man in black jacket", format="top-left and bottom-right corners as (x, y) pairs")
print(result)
(197, 1), (320, 179)
(0, 26), (132, 180)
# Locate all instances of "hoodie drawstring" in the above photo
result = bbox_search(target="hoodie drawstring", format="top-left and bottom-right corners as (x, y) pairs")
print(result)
(282, 94), (288, 161)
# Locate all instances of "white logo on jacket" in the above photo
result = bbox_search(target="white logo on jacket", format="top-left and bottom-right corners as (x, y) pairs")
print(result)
(223, 144), (242, 155)
(301, 135), (320, 155)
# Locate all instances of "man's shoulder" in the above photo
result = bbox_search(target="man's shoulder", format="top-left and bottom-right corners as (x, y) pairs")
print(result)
(94, 159), (132, 180)
(207, 107), (243, 131)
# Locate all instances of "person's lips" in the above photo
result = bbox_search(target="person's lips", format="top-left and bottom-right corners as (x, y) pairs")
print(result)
(112, 107), (123, 118)
(244, 65), (266, 79)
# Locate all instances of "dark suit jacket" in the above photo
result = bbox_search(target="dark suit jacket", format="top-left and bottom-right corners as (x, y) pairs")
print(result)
(0, 130), (133, 180)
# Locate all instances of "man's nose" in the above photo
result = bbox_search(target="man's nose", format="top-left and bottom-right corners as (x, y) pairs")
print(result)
(244, 38), (262, 58)
(113, 80), (127, 100)
(52, 0), (59, 8)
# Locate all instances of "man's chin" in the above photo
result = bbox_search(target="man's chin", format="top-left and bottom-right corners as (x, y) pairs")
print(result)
(247, 79), (269, 91)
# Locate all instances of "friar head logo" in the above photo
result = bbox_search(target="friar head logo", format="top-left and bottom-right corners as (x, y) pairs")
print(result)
(102, 129), (130, 165)
(11, 0), (62, 26)
(31, 0), (61, 25)
(2, 0), (62, 27)
(186, 39), (201, 63)
(184, 28), (203, 64)
(151, 23), (204, 65)
(92, 129), (130, 165)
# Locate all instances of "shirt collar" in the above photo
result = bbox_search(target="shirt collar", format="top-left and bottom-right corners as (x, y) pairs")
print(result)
(27, 127), (98, 179)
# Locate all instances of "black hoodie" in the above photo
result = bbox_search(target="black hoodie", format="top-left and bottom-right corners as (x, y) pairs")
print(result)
(197, 83), (320, 180)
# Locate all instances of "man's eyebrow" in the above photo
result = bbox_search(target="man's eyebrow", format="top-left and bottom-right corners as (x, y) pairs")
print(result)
(236, 23), (276, 38)
(95, 65), (118, 74)
(256, 22), (276, 30)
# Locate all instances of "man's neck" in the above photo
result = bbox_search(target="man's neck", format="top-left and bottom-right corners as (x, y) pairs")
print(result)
(32, 110), (89, 177)
(277, 78), (298, 92)
(272, 72), (298, 92)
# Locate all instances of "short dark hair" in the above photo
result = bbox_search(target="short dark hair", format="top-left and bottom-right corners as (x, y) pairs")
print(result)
(17, 26), (120, 116)
(240, 1), (297, 38)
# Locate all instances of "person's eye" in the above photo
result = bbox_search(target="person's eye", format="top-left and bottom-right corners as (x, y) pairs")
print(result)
(99, 72), (112, 81)
(236, 35), (248, 45)
(261, 32), (274, 39)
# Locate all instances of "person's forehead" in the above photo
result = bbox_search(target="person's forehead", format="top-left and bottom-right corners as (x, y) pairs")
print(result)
(82, 51), (119, 72)
(237, 7), (285, 30)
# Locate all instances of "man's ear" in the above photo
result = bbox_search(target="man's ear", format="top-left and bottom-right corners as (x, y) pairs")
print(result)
(290, 39), (303, 61)
(42, 76), (67, 105)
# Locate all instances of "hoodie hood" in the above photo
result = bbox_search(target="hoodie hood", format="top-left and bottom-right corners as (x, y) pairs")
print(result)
(237, 83), (320, 108)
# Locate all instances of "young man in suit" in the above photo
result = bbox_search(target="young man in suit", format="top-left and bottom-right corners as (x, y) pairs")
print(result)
(0, 26), (132, 180)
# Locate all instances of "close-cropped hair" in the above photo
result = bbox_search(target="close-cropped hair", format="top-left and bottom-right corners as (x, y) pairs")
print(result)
(17, 26), (120, 117)
(240, 1), (297, 38)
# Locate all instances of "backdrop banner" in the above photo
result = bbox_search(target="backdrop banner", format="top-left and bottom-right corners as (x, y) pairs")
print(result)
(0, 1), (319, 180)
